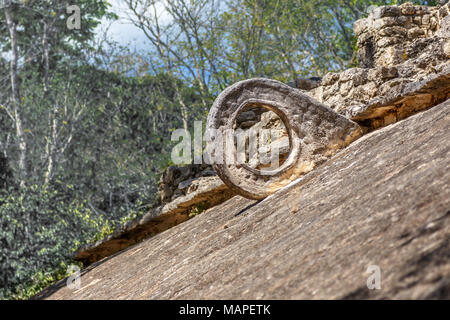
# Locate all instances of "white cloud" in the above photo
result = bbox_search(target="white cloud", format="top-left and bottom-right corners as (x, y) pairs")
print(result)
(97, 0), (170, 51)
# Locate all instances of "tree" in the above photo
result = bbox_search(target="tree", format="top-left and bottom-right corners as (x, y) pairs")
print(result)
(0, 0), (114, 185)
(125, 0), (440, 99)
(3, 0), (27, 186)
(125, 0), (225, 114)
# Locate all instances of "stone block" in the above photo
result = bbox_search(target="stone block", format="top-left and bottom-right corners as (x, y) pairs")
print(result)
(414, 15), (422, 25)
(439, 5), (449, 18)
(372, 6), (402, 19)
(322, 72), (340, 86)
(339, 68), (367, 83)
(378, 26), (408, 37)
(401, 3), (416, 15)
(374, 17), (398, 29)
(339, 80), (354, 96)
(368, 66), (398, 81)
(408, 27), (426, 39)
(397, 15), (412, 26)
(353, 19), (367, 36)
(430, 16), (438, 29)
(377, 37), (400, 47)
(443, 39), (450, 58)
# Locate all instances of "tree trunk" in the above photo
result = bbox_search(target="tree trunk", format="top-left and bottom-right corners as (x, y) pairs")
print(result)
(174, 87), (189, 133)
(4, 1), (27, 187)
(42, 20), (58, 184)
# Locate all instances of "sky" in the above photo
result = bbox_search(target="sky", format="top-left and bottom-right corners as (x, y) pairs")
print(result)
(97, 0), (169, 51)
(97, 0), (147, 50)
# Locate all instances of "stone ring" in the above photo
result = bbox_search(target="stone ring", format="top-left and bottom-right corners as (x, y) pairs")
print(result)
(206, 78), (363, 200)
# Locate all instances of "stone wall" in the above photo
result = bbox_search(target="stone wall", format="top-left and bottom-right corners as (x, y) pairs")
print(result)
(355, 2), (447, 68)
(299, 2), (450, 131)
(158, 164), (216, 203)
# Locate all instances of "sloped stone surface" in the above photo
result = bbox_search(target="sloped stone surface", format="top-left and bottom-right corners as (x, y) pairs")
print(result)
(74, 176), (234, 266)
(37, 99), (450, 300)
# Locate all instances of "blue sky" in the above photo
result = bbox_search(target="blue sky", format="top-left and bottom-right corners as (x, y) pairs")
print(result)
(97, 0), (150, 51)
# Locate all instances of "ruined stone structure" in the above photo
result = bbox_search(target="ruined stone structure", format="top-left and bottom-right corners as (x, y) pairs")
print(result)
(158, 164), (216, 203)
(308, 1), (450, 128)
(39, 98), (450, 300)
(206, 78), (363, 199)
(69, 2), (449, 276)
(355, 2), (446, 68)
(206, 1), (450, 200)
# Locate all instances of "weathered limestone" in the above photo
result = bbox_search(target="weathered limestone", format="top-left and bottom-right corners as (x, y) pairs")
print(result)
(38, 100), (450, 300)
(74, 176), (234, 265)
(159, 164), (216, 203)
(356, 2), (448, 68)
(305, 2), (450, 130)
(236, 109), (290, 170)
(349, 65), (450, 129)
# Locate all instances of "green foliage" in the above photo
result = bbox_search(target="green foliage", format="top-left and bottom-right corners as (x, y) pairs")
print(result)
(220, 0), (439, 80)
(130, 0), (441, 93)
(45, 68), (198, 221)
(189, 202), (208, 218)
(8, 261), (81, 300)
(0, 154), (14, 190)
(0, 185), (108, 299)
(0, 0), (115, 54)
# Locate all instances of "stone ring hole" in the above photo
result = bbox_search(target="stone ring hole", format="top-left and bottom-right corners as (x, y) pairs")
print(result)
(232, 103), (291, 174)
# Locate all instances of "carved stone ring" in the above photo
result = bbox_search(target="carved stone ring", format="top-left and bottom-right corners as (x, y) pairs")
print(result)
(206, 78), (363, 200)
